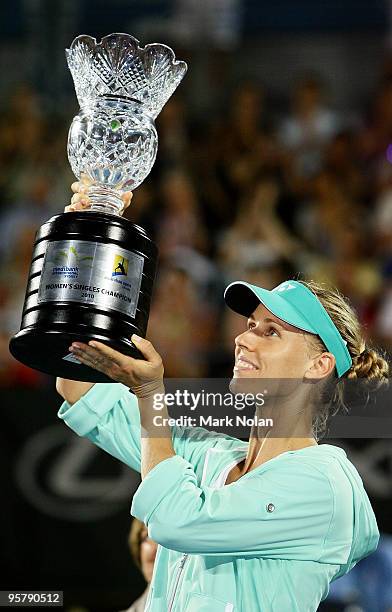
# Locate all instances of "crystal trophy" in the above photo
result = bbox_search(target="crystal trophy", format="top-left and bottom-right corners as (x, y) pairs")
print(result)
(9, 33), (187, 382)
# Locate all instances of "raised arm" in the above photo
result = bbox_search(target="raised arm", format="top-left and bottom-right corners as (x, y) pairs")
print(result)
(131, 454), (353, 561)
(56, 378), (95, 405)
(58, 382), (143, 472)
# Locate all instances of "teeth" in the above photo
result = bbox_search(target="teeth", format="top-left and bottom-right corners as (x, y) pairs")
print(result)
(236, 358), (257, 370)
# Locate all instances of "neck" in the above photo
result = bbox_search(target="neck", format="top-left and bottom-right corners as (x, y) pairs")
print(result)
(242, 383), (318, 473)
(242, 434), (317, 474)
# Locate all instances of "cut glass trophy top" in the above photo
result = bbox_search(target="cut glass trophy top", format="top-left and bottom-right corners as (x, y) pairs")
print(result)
(66, 33), (188, 118)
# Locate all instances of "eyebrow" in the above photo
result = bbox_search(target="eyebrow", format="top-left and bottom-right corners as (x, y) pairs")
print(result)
(248, 315), (285, 328)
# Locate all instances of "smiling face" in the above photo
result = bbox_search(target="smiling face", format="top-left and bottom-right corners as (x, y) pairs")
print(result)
(232, 303), (335, 384)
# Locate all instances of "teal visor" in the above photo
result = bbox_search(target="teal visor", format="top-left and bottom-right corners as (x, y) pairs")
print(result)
(224, 279), (352, 377)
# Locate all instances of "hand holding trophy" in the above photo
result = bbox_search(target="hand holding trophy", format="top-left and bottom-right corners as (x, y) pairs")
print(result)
(66, 173), (133, 215)
(67, 173), (132, 214)
(9, 33), (187, 382)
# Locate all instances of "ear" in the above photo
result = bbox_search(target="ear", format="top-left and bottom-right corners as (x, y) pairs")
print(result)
(304, 352), (336, 381)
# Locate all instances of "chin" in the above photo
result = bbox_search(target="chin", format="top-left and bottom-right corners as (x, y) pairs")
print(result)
(229, 373), (265, 396)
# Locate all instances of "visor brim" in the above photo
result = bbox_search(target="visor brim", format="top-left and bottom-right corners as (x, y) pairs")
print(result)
(224, 281), (317, 334)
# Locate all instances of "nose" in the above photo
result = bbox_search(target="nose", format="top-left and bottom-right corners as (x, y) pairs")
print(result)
(235, 328), (254, 351)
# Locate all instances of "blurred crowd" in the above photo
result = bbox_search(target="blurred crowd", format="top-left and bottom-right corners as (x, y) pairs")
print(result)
(1, 61), (392, 386)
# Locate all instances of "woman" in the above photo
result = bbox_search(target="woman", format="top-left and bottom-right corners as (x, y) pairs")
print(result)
(57, 180), (389, 611)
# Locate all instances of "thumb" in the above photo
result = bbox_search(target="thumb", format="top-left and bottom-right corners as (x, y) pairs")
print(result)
(132, 334), (160, 363)
(121, 191), (133, 209)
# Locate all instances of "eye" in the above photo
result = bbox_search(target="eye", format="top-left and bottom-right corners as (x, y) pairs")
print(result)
(266, 326), (280, 337)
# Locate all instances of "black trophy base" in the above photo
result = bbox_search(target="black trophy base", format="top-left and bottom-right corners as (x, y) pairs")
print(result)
(9, 211), (158, 383)
(9, 325), (144, 383)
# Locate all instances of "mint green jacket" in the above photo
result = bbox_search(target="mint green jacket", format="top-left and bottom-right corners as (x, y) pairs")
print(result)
(58, 383), (379, 612)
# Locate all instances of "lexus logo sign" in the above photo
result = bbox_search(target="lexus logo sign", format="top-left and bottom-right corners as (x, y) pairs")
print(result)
(15, 425), (140, 521)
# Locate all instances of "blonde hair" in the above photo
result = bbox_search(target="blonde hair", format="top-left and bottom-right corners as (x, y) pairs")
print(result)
(297, 278), (390, 440)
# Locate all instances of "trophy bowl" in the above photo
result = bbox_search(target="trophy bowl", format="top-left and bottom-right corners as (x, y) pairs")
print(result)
(9, 33), (187, 382)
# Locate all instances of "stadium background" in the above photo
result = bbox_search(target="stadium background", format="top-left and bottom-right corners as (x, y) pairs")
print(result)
(0, 1), (391, 611)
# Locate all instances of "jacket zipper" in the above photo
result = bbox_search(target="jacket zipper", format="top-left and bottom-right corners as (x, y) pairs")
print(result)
(166, 450), (244, 611)
(167, 553), (188, 612)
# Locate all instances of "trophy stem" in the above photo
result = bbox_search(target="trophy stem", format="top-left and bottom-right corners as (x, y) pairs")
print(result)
(87, 185), (124, 215)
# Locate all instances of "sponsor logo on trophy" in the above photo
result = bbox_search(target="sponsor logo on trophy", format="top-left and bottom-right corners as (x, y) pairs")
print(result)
(112, 255), (128, 278)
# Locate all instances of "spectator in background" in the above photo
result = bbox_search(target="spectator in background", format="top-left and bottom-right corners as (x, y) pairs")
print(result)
(121, 519), (158, 612)
(0, 83), (71, 214)
(155, 170), (208, 258)
(294, 169), (363, 259)
(148, 264), (216, 377)
(357, 77), (392, 185)
(0, 84), (43, 196)
(0, 174), (54, 262)
(0, 223), (48, 387)
(217, 172), (302, 277)
(279, 74), (342, 178)
(124, 182), (157, 240)
(323, 532), (392, 612)
(375, 268), (392, 351)
(156, 98), (189, 170)
(201, 81), (276, 227)
(324, 131), (365, 202)
(374, 184), (392, 255)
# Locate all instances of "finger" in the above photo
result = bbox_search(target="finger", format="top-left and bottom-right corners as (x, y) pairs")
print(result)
(65, 203), (87, 212)
(71, 348), (105, 370)
(71, 341), (109, 360)
(71, 192), (88, 205)
(121, 191), (133, 209)
(80, 172), (93, 187)
(71, 181), (90, 194)
(69, 201), (90, 211)
(86, 340), (130, 367)
(64, 204), (77, 213)
(71, 193), (90, 207)
(131, 335), (160, 362)
(72, 351), (120, 380)
(71, 343), (122, 373)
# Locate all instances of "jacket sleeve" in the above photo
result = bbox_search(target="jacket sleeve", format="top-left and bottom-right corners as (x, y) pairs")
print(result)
(57, 383), (142, 472)
(57, 382), (242, 474)
(131, 454), (353, 562)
